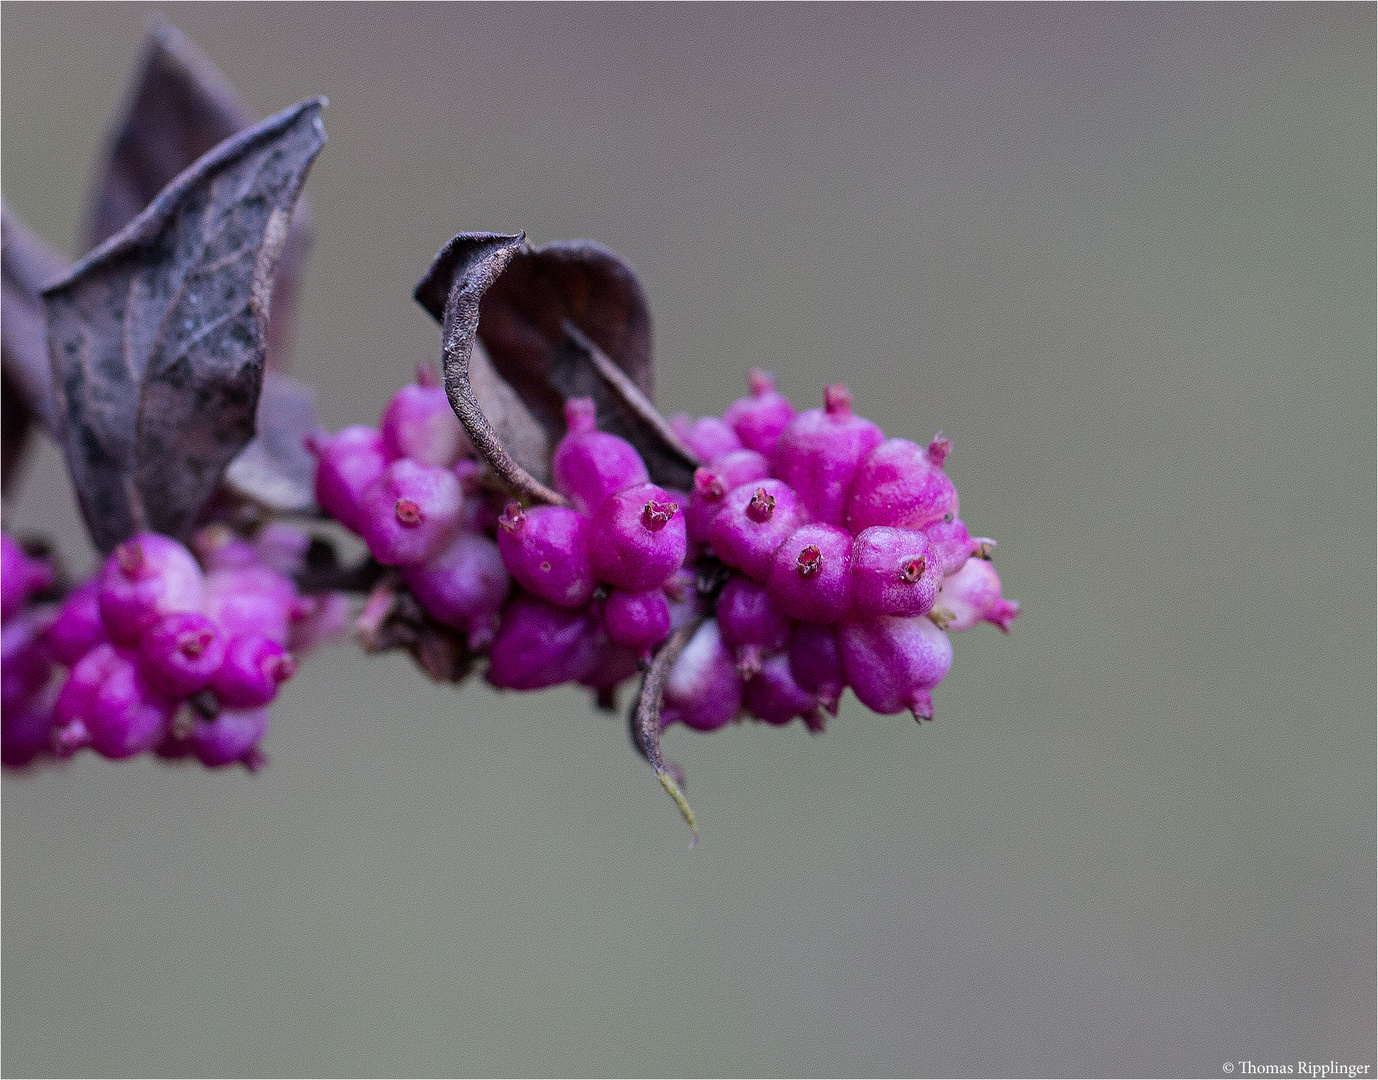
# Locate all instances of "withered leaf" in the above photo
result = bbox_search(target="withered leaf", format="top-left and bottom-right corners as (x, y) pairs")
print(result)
(222, 370), (320, 514)
(1, 202), (69, 485)
(83, 16), (314, 375)
(416, 235), (696, 495)
(418, 232), (564, 504)
(44, 98), (327, 553)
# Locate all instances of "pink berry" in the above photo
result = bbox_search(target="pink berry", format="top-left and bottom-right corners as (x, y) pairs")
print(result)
(684, 449), (771, 546)
(98, 533), (204, 645)
(190, 706), (271, 768)
(933, 558), (1020, 632)
(661, 619), (742, 733)
(838, 614), (953, 721)
(358, 458), (463, 566)
(588, 482), (687, 592)
(844, 437), (959, 535)
(662, 568), (705, 634)
(495, 503), (596, 609)
(2, 610), (54, 712)
(551, 398), (650, 514)
(56, 643), (172, 759)
(307, 425), (388, 533)
(252, 523), (313, 576)
(485, 595), (602, 691)
(707, 479), (807, 582)
(670, 413), (742, 463)
(1, 534), (53, 623)
(380, 364), (470, 466)
(138, 612), (227, 699)
(46, 578), (107, 666)
(715, 576), (791, 677)
(203, 566), (296, 645)
(765, 523), (853, 623)
(848, 526), (942, 618)
(401, 530), (511, 650)
(603, 588), (672, 654)
(788, 622), (846, 715)
(771, 384), (885, 527)
(921, 517), (988, 580)
(287, 592), (353, 653)
(211, 635), (297, 708)
(722, 369), (795, 456)
(3, 691), (56, 768)
(743, 653), (823, 729)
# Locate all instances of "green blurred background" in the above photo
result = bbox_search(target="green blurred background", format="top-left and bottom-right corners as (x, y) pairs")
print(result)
(3, 4), (1373, 1076)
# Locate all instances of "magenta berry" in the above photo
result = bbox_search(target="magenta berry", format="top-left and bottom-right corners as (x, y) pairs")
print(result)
(137, 612), (227, 699)
(189, 706), (271, 768)
(1, 534), (53, 623)
(921, 517), (987, 580)
(44, 579), (105, 666)
(57, 644), (172, 759)
(839, 614), (953, 721)
(845, 437), (959, 534)
(848, 526), (942, 618)
(401, 530), (510, 650)
(722, 369), (795, 456)
(743, 653), (823, 729)
(485, 595), (602, 690)
(707, 479), (807, 582)
(98, 533), (205, 645)
(3, 693), (56, 768)
(203, 566), (296, 645)
(716, 576), (791, 677)
(661, 619), (742, 733)
(380, 363), (470, 466)
(788, 622), (846, 715)
(496, 503), (596, 608)
(672, 413), (742, 463)
(771, 383), (885, 527)
(663, 568), (704, 634)
(588, 482), (687, 592)
(2, 610), (54, 712)
(551, 398), (650, 514)
(211, 635), (297, 708)
(933, 558), (1020, 632)
(603, 588), (672, 654)
(307, 425), (389, 532)
(358, 457), (463, 566)
(765, 523), (854, 623)
(684, 449), (771, 546)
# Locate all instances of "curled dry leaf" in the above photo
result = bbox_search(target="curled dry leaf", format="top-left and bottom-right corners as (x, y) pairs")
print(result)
(44, 98), (327, 553)
(415, 234), (697, 496)
(1, 203), (69, 485)
(78, 18), (322, 514)
(417, 231), (565, 504)
(83, 16), (314, 375)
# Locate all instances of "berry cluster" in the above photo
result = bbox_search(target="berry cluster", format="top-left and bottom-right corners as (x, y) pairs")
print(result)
(663, 371), (1018, 730)
(309, 365), (1017, 734)
(0, 527), (347, 770)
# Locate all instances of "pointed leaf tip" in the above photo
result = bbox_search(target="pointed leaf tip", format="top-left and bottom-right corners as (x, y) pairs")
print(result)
(45, 98), (326, 552)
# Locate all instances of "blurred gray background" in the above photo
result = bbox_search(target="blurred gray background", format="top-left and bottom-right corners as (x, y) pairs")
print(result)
(3, 4), (1373, 1076)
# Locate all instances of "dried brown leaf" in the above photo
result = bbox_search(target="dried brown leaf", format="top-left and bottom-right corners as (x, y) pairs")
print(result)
(44, 98), (327, 552)
(416, 235), (696, 493)
(83, 17), (314, 373)
(1, 202), (69, 484)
